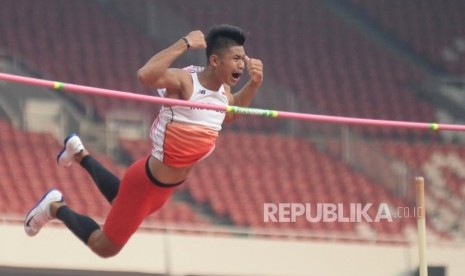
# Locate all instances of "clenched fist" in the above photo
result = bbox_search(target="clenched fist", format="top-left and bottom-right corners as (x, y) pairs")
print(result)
(245, 56), (263, 85)
(182, 30), (207, 50)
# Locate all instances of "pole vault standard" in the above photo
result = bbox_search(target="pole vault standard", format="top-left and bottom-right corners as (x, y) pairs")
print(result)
(1, 72), (465, 132)
(415, 177), (428, 276)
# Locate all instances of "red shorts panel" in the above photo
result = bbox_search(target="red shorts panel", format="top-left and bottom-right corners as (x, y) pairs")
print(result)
(162, 122), (218, 167)
(103, 157), (176, 246)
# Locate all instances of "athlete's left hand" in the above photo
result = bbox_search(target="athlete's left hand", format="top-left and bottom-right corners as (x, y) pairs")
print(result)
(245, 56), (263, 85)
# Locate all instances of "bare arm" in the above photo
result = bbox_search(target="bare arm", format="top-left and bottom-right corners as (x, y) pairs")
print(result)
(225, 56), (264, 122)
(137, 30), (206, 91)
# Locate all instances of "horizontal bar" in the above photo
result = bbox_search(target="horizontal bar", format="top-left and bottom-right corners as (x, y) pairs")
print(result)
(1, 72), (464, 131)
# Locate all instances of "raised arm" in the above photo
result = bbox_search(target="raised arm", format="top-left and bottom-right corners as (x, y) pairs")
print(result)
(137, 30), (206, 91)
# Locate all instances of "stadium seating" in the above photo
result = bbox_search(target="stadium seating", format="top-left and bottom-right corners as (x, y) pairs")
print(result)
(120, 132), (426, 239)
(381, 141), (465, 231)
(0, 120), (208, 226)
(0, 0), (160, 120)
(382, 142), (465, 199)
(1, 0), (462, 242)
(157, 0), (437, 139)
(348, 0), (465, 75)
(0, 0), (439, 137)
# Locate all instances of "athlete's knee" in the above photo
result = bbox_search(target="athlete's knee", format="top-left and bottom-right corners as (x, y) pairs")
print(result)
(93, 246), (122, 258)
(87, 230), (123, 258)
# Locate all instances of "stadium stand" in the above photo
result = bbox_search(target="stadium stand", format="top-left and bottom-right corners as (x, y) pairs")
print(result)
(0, 119), (209, 226)
(381, 141), (465, 236)
(120, 133), (426, 240)
(0, 0), (463, 244)
(155, 0), (437, 139)
(0, 0), (160, 120)
(348, 0), (465, 75)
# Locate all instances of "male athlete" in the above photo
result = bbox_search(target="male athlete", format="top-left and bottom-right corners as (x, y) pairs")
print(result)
(24, 24), (263, 257)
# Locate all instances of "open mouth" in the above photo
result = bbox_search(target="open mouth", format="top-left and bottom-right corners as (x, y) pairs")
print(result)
(231, 72), (242, 80)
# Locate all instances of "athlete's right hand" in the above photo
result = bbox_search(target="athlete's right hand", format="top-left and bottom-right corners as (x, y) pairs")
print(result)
(183, 30), (206, 50)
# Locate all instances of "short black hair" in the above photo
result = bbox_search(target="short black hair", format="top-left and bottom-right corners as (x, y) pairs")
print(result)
(205, 24), (246, 60)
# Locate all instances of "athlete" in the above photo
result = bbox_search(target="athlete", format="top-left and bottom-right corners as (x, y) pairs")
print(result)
(24, 24), (263, 257)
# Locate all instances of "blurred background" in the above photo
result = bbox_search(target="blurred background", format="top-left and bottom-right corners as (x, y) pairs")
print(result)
(0, 0), (464, 275)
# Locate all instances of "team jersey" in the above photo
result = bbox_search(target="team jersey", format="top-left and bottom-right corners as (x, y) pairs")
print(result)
(150, 71), (229, 167)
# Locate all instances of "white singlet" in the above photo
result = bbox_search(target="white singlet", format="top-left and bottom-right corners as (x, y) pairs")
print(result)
(150, 71), (229, 167)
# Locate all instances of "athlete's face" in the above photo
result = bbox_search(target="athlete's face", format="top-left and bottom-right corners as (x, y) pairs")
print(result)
(213, 46), (245, 87)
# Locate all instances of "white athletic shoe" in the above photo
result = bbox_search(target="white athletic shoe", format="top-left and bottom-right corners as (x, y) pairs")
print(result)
(56, 133), (84, 167)
(24, 189), (64, 237)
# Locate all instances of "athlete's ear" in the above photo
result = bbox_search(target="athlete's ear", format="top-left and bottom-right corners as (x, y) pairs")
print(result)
(209, 54), (219, 67)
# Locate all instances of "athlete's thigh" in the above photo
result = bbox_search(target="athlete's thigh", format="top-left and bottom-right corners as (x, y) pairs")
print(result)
(103, 158), (153, 246)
